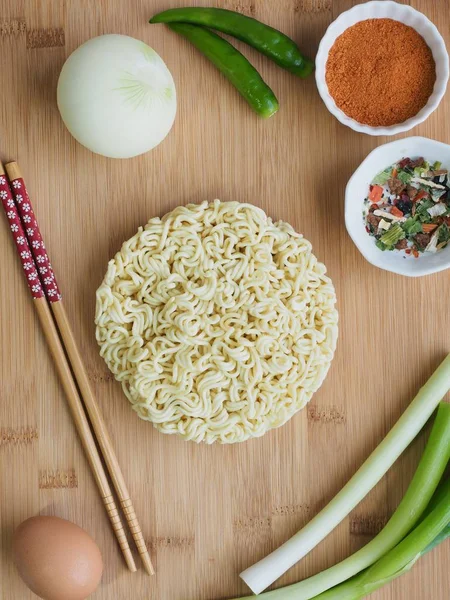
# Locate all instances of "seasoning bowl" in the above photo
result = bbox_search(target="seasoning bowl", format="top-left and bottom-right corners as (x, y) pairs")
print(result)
(345, 136), (450, 277)
(316, 1), (449, 136)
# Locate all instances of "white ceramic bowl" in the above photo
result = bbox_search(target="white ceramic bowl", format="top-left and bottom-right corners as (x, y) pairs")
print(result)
(316, 1), (449, 136)
(345, 136), (450, 277)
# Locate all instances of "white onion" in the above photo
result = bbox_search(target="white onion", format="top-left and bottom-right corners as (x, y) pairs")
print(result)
(57, 34), (176, 159)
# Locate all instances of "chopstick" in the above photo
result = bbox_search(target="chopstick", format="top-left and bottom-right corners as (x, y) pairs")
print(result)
(0, 163), (137, 573)
(6, 162), (155, 575)
(5, 162), (154, 575)
(4, 162), (155, 574)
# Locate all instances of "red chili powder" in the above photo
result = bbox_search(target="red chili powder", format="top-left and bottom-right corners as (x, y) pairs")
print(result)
(325, 19), (436, 127)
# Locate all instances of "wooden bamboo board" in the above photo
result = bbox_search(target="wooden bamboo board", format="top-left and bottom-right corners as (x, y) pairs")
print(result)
(0, 1), (449, 598)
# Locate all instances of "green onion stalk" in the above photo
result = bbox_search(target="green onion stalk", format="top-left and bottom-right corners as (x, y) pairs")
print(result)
(242, 403), (450, 599)
(239, 355), (450, 595)
(313, 478), (450, 600)
(232, 479), (449, 600)
(417, 481), (450, 554)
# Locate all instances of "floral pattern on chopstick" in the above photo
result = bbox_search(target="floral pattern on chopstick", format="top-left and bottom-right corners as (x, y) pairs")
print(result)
(8, 177), (61, 302)
(0, 176), (44, 299)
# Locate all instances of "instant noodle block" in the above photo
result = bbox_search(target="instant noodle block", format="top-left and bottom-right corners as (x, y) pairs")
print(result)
(95, 200), (338, 444)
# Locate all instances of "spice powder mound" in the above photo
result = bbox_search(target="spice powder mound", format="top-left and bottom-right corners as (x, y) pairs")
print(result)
(325, 19), (436, 127)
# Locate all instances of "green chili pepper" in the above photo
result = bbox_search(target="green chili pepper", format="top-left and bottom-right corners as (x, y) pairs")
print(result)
(150, 7), (314, 78)
(166, 23), (279, 118)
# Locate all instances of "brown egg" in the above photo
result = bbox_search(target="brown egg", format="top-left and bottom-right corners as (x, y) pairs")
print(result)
(13, 516), (103, 600)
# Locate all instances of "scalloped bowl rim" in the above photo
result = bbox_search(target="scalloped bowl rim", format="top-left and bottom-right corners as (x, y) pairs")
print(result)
(345, 136), (450, 277)
(316, 1), (449, 136)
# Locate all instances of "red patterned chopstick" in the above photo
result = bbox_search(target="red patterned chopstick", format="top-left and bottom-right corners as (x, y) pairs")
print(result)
(0, 167), (44, 299)
(5, 166), (61, 302)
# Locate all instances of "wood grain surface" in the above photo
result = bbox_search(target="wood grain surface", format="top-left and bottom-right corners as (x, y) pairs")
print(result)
(0, 1), (449, 599)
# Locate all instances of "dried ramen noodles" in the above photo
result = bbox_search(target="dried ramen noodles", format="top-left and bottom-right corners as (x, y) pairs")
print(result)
(95, 200), (338, 443)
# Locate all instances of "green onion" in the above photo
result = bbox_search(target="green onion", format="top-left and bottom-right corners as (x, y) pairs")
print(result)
(313, 478), (450, 600)
(236, 404), (450, 600)
(375, 239), (387, 251)
(414, 161), (430, 177)
(379, 223), (405, 247)
(421, 520), (449, 556)
(417, 478), (450, 525)
(239, 355), (450, 595)
(410, 479), (450, 558)
(397, 170), (412, 184)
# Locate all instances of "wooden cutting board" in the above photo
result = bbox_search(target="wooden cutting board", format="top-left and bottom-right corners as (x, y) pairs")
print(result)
(0, 1), (449, 598)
